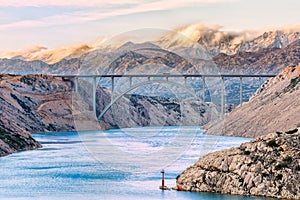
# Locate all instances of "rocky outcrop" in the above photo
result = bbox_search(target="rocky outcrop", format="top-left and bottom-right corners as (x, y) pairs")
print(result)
(0, 74), (75, 133)
(204, 64), (300, 138)
(0, 74), (76, 156)
(176, 128), (300, 199)
(213, 39), (300, 74)
(0, 126), (41, 157)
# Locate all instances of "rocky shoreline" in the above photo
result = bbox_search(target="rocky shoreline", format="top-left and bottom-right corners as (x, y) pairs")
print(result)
(0, 126), (41, 156)
(176, 128), (300, 199)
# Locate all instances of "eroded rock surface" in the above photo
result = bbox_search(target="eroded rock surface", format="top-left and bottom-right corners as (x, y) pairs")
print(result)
(205, 64), (300, 137)
(177, 128), (300, 199)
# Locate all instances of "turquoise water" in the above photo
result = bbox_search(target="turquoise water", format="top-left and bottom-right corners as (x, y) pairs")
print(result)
(0, 126), (272, 200)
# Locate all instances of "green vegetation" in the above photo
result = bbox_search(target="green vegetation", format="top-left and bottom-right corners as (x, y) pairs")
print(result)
(289, 75), (300, 88)
(10, 93), (31, 112)
(0, 128), (27, 150)
(282, 156), (293, 164)
(285, 129), (298, 134)
(20, 75), (36, 86)
(276, 174), (283, 180)
(267, 139), (279, 147)
(275, 162), (288, 170)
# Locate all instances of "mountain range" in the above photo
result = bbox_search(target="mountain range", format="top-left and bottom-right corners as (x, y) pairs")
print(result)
(1, 24), (300, 76)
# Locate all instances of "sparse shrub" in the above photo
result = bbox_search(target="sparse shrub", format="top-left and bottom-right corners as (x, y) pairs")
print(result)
(282, 156), (292, 164)
(288, 75), (300, 89)
(244, 150), (251, 155)
(295, 165), (300, 171)
(262, 172), (269, 177)
(278, 147), (284, 152)
(275, 162), (288, 170)
(10, 93), (31, 112)
(270, 159), (276, 164)
(285, 129), (298, 134)
(267, 139), (279, 147)
(276, 174), (283, 180)
(20, 76), (36, 85)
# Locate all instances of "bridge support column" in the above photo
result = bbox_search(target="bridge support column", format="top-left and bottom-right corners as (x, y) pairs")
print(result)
(111, 77), (115, 102)
(92, 77), (97, 114)
(129, 76), (132, 87)
(202, 76), (205, 101)
(240, 77), (243, 107)
(259, 76), (262, 86)
(74, 77), (78, 93)
(221, 76), (225, 117)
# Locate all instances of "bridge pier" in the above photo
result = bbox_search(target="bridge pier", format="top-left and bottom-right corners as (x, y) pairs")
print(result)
(111, 77), (115, 102)
(221, 76), (225, 117)
(74, 77), (78, 93)
(240, 77), (243, 106)
(92, 77), (97, 114)
(202, 76), (205, 101)
(129, 76), (133, 87)
(259, 76), (262, 86)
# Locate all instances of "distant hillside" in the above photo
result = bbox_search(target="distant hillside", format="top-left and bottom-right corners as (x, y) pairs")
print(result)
(213, 39), (300, 73)
(204, 64), (300, 137)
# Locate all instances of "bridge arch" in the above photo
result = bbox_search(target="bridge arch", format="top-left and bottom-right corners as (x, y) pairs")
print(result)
(97, 79), (200, 121)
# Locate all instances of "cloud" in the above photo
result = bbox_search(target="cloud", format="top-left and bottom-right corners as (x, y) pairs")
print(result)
(0, 0), (139, 7)
(0, 0), (232, 7)
(0, 0), (236, 30)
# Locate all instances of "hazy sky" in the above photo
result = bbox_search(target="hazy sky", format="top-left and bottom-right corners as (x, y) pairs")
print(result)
(1, 0), (300, 51)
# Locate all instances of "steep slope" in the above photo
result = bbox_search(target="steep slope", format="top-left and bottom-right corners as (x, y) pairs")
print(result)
(204, 64), (300, 137)
(0, 126), (41, 157)
(0, 74), (75, 133)
(157, 24), (300, 56)
(213, 39), (300, 73)
(0, 74), (76, 156)
(176, 128), (300, 199)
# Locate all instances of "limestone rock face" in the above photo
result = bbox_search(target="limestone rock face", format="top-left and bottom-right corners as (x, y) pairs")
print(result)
(177, 129), (300, 199)
(0, 74), (75, 156)
(0, 126), (41, 156)
(205, 64), (300, 138)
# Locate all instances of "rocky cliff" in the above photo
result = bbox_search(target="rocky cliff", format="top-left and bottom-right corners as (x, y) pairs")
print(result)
(0, 74), (75, 156)
(204, 64), (300, 138)
(176, 128), (300, 199)
(0, 126), (41, 157)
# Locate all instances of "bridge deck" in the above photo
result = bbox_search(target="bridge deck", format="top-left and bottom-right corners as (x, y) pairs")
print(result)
(54, 74), (276, 78)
